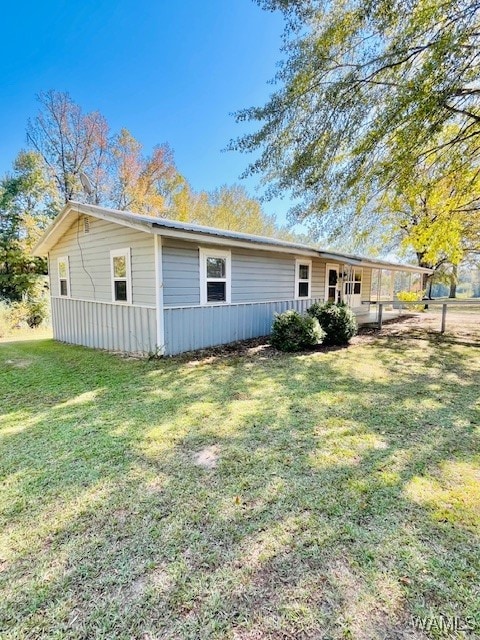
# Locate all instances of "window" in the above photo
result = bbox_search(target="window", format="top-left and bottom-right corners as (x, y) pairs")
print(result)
(110, 248), (132, 303)
(57, 257), (70, 297)
(295, 259), (312, 298)
(344, 268), (362, 296)
(200, 248), (231, 304)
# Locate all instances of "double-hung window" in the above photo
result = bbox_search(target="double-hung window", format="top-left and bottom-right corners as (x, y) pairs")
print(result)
(110, 248), (132, 303)
(200, 248), (231, 304)
(344, 268), (362, 295)
(295, 259), (312, 299)
(58, 257), (70, 297)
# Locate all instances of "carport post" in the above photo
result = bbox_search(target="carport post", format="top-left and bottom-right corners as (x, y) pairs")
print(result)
(378, 303), (383, 330)
(441, 303), (447, 333)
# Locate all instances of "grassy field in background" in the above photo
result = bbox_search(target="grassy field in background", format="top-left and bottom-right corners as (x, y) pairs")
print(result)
(1, 330), (479, 639)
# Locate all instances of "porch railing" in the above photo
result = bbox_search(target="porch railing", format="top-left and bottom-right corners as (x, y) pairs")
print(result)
(363, 299), (480, 332)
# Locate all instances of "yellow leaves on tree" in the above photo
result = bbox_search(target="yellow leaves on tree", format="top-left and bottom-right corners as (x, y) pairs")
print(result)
(111, 129), (177, 216)
(378, 136), (480, 269)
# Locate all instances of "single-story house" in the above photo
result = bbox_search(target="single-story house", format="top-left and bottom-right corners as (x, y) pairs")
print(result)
(32, 202), (431, 356)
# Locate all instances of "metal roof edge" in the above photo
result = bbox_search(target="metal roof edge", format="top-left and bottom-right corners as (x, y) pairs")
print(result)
(32, 201), (433, 273)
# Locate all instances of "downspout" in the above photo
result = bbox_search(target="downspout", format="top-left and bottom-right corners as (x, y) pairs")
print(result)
(154, 234), (165, 355)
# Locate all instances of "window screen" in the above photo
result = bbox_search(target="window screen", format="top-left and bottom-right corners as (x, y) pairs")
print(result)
(207, 281), (226, 302)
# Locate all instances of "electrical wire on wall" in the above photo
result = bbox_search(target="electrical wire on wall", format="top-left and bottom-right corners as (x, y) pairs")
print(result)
(75, 208), (97, 298)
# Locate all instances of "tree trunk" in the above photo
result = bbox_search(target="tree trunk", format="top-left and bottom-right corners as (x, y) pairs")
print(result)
(449, 264), (458, 298)
(421, 271), (433, 303)
(425, 277), (433, 299)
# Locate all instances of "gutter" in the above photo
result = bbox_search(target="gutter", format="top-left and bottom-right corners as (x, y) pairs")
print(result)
(318, 251), (434, 274)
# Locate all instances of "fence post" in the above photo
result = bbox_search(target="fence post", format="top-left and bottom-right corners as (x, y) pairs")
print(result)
(441, 303), (447, 333)
(378, 303), (383, 330)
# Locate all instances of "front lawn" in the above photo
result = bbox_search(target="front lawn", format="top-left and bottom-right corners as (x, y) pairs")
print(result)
(1, 333), (479, 639)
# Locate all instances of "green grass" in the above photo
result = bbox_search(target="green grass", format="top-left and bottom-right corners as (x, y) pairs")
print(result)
(1, 334), (479, 639)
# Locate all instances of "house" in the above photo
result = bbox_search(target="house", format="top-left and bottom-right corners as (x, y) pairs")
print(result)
(32, 202), (431, 356)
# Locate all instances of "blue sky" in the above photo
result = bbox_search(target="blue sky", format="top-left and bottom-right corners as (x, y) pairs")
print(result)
(0, 1), (300, 226)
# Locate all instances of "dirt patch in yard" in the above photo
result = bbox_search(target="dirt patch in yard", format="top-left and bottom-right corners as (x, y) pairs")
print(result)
(171, 308), (480, 366)
(193, 445), (220, 469)
(4, 358), (33, 368)
(360, 309), (480, 345)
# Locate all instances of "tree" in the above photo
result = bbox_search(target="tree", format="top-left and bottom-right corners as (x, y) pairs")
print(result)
(231, 0), (480, 233)
(110, 129), (178, 215)
(27, 90), (110, 204)
(199, 185), (278, 235)
(167, 183), (304, 241)
(22, 90), (307, 248)
(0, 151), (59, 301)
(360, 135), (480, 294)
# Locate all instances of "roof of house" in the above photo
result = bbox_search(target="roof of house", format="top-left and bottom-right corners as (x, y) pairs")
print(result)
(32, 201), (433, 274)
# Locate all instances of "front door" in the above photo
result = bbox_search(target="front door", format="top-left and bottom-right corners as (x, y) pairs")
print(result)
(325, 264), (340, 303)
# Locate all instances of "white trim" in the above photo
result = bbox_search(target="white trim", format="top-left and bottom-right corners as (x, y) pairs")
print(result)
(199, 247), (232, 305)
(51, 296), (155, 309)
(110, 247), (132, 304)
(57, 256), (70, 297)
(165, 297), (321, 310)
(295, 258), (312, 299)
(33, 203), (153, 256)
(154, 235), (165, 354)
(318, 251), (432, 274)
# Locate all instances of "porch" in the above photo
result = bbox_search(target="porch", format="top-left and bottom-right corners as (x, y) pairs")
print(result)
(358, 298), (480, 333)
(356, 306), (414, 326)
(328, 259), (430, 326)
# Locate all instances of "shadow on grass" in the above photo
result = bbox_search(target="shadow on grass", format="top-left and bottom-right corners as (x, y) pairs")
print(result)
(0, 336), (479, 639)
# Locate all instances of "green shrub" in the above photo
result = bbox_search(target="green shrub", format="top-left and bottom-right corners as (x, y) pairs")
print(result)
(8, 298), (48, 329)
(271, 309), (325, 352)
(307, 301), (357, 345)
(0, 278), (50, 335)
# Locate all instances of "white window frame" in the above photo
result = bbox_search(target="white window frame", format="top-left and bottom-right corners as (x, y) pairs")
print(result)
(57, 256), (70, 297)
(344, 267), (363, 297)
(110, 248), (132, 304)
(295, 258), (312, 299)
(199, 248), (231, 305)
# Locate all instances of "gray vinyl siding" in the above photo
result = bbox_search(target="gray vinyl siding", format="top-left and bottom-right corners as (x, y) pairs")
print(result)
(48, 215), (155, 306)
(232, 250), (295, 301)
(162, 238), (328, 306)
(312, 259), (327, 299)
(162, 239), (200, 306)
(51, 297), (156, 355)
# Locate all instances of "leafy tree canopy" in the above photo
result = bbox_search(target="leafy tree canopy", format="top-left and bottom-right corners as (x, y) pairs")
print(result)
(231, 0), (480, 238)
(0, 151), (59, 300)
(1, 91), (307, 303)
